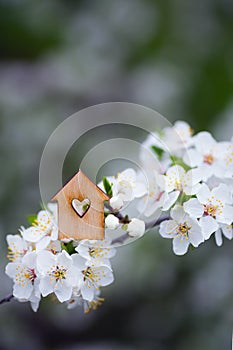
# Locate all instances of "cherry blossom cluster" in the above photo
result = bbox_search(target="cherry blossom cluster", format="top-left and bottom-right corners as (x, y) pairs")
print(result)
(139, 121), (233, 254)
(5, 204), (115, 312)
(4, 121), (233, 312)
(102, 123), (233, 255)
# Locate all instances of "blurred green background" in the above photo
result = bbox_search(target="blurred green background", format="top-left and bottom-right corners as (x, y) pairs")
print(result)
(0, 1), (233, 349)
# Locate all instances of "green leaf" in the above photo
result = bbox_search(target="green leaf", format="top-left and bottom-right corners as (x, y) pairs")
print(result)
(61, 241), (76, 255)
(151, 145), (164, 160)
(27, 214), (37, 225)
(102, 176), (113, 196)
(170, 155), (191, 171)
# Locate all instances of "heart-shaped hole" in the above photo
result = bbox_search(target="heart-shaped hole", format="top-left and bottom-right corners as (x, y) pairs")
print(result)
(72, 198), (91, 217)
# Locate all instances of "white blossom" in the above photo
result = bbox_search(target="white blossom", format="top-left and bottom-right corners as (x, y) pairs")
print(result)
(162, 121), (194, 152)
(72, 255), (114, 302)
(67, 288), (104, 313)
(217, 141), (233, 178)
(75, 239), (116, 262)
(184, 183), (233, 239)
(183, 132), (224, 181)
(159, 205), (204, 255)
(6, 234), (28, 262)
(37, 250), (81, 302)
(5, 251), (40, 308)
(138, 170), (182, 216)
(159, 165), (201, 196)
(20, 203), (58, 250)
(215, 224), (233, 247)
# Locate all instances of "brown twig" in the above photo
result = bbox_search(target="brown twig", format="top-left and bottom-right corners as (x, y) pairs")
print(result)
(0, 294), (14, 305)
(111, 214), (170, 245)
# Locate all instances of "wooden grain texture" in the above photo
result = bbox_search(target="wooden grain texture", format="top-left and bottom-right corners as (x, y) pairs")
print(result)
(52, 170), (109, 241)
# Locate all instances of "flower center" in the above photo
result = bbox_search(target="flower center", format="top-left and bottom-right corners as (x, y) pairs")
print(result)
(89, 247), (106, 258)
(203, 154), (214, 165)
(174, 180), (182, 191)
(32, 216), (52, 234)
(7, 247), (19, 262)
(24, 268), (37, 284)
(85, 297), (105, 314)
(82, 267), (94, 282)
(51, 266), (66, 281)
(204, 204), (217, 217)
(177, 222), (190, 235)
(7, 245), (26, 262)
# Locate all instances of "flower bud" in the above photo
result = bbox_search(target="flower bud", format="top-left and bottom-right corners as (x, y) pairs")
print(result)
(127, 218), (145, 238)
(105, 214), (119, 230)
(109, 196), (124, 210)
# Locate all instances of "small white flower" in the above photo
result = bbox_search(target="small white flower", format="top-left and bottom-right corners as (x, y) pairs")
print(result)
(72, 255), (114, 302)
(37, 250), (81, 303)
(184, 183), (233, 239)
(138, 171), (181, 217)
(183, 132), (224, 180)
(217, 141), (233, 178)
(105, 214), (119, 230)
(116, 168), (147, 199)
(20, 203), (58, 250)
(102, 169), (147, 205)
(127, 218), (145, 238)
(109, 196), (124, 210)
(160, 165), (201, 196)
(76, 239), (116, 261)
(6, 234), (28, 262)
(215, 224), (233, 247)
(159, 205), (204, 255)
(6, 251), (40, 302)
(163, 121), (194, 151)
(67, 288), (104, 313)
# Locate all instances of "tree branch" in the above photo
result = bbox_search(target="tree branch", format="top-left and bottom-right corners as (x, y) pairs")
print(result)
(145, 214), (170, 230)
(0, 294), (14, 305)
(112, 214), (170, 245)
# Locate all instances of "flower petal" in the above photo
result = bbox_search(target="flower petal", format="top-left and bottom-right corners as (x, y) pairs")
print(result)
(81, 282), (95, 301)
(159, 220), (177, 238)
(57, 250), (72, 270)
(37, 250), (56, 274)
(221, 224), (233, 239)
(199, 216), (219, 240)
(171, 205), (185, 222)
(55, 284), (72, 303)
(188, 222), (204, 247)
(172, 236), (189, 255)
(72, 254), (87, 270)
(13, 283), (33, 300)
(215, 229), (223, 247)
(196, 183), (211, 204)
(183, 198), (204, 218)
(39, 276), (54, 297)
(162, 191), (180, 211)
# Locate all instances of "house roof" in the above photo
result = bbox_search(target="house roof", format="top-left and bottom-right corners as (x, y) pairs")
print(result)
(52, 169), (109, 202)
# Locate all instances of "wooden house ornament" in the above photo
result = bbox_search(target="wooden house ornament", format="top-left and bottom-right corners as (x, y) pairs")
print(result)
(52, 170), (109, 241)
